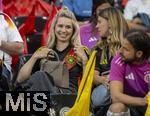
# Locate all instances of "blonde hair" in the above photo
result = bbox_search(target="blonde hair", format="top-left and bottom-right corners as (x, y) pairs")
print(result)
(93, 7), (129, 61)
(46, 7), (81, 48)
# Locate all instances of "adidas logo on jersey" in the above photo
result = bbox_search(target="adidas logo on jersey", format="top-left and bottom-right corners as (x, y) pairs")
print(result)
(125, 73), (135, 80)
(88, 37), (97, 42)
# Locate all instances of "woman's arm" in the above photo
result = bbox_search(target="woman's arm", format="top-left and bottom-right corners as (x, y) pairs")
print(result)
(93, 70), (109, 86)
(17, 47), (52, 83)
(16, 55), (37, 83)
(74, 45), (89, 71)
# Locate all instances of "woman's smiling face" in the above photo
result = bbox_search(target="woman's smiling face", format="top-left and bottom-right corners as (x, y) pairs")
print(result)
(55, 17), (73, 43)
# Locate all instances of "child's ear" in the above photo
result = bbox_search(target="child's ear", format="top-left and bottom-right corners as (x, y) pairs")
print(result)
(136, 50), (143, 58)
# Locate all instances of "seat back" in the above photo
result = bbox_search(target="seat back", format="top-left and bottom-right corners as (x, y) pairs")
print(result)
(26, 33), (42, 54)
(50, 93), (77, 116)
(12, 54), (32, 85)
(13, 16), (48, 33)
(35, 16), (48, 32)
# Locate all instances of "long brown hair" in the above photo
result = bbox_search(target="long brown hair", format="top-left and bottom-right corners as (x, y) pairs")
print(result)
(93, 7), (129, 61)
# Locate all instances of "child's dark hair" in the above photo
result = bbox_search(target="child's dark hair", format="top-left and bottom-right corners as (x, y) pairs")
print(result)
(90, 0), (113, 22)
(124, 29), (150, 60)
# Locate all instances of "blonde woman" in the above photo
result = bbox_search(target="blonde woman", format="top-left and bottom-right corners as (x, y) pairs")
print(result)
(91, 7), (129, 113)
(16, 7), (88, 93)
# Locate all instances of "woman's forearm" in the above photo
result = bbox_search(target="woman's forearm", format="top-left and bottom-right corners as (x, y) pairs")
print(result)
(17, 56), (37, 83)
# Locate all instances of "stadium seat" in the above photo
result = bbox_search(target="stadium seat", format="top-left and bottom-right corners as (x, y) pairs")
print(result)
(49, 93), (77, 115)
(12, 54), (32, 85)
(13, 16), (48, 32)
(26, 33), (42, 54)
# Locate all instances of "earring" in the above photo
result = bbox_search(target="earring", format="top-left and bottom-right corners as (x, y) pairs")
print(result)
(109, 28), (113, 35)
(107, 29), (112, 43)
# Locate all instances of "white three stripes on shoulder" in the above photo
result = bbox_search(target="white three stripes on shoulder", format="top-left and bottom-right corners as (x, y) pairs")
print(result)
(115, 57), (124, 66)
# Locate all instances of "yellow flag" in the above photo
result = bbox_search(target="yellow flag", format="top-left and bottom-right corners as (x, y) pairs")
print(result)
(66, 51), (96, 116)
(145, 92), (150, 116)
